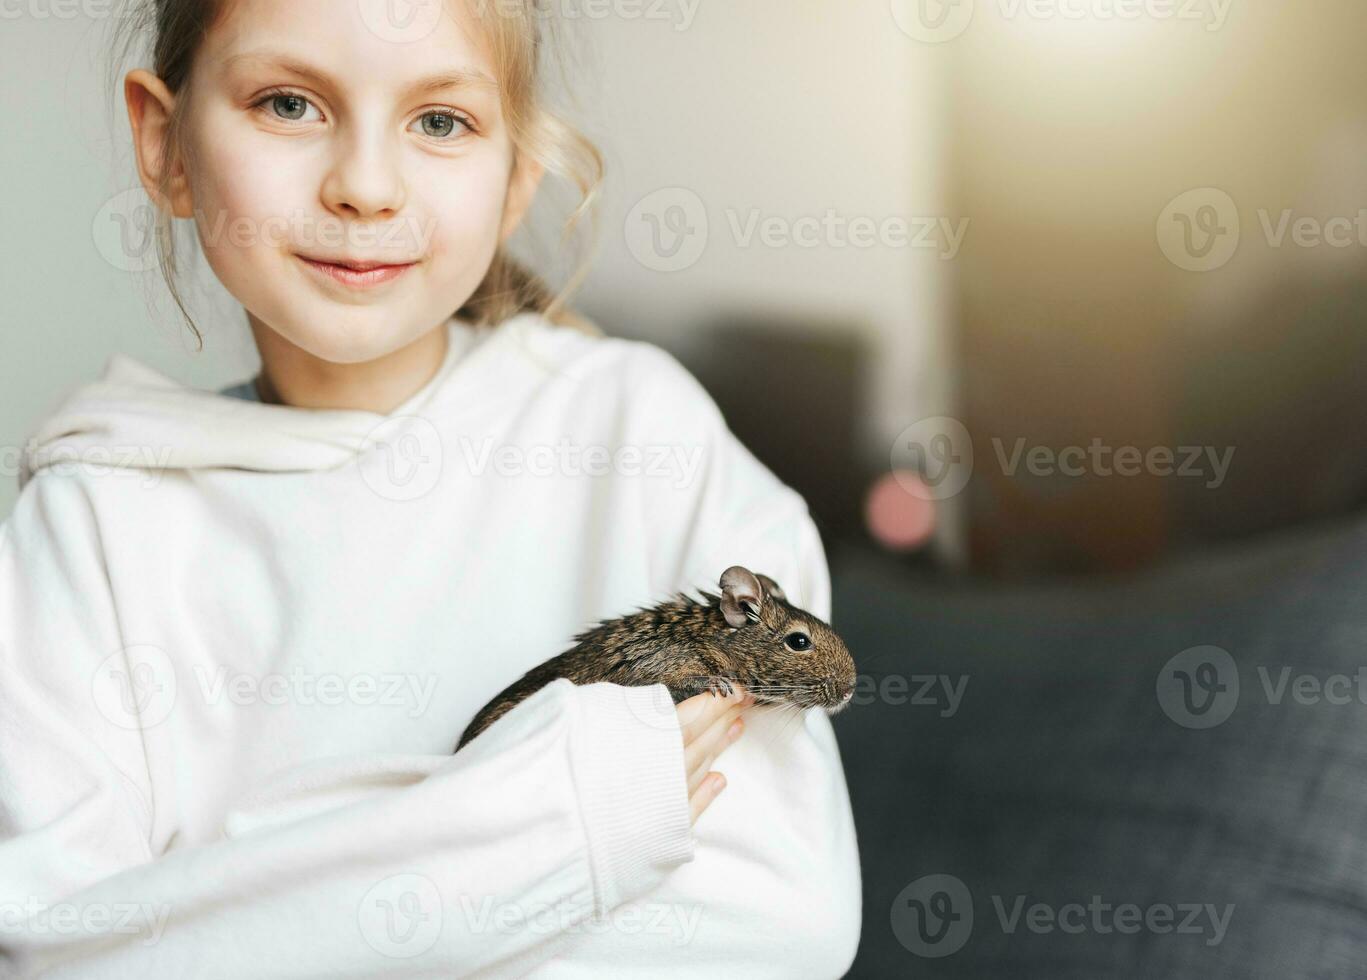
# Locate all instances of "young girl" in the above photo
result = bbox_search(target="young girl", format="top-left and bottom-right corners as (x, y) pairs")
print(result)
(0, 1), (860, 976)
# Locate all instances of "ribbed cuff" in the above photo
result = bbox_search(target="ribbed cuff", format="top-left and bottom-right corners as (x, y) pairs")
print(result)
(569, 682), (696, 915)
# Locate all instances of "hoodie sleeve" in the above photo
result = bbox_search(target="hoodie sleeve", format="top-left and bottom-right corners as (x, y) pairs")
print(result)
(0, 476), (695, 979)
(612, 345), (863, 979)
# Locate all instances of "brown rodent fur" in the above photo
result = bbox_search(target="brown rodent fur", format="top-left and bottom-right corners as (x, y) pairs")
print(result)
(456, 565), (857, 751)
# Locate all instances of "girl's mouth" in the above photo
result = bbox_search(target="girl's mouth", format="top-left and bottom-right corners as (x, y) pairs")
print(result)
(296, 254), (417, 289)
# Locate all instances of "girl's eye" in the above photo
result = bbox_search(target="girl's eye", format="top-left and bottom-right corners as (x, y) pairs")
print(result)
(784, 632), (812, 652)
(252, 94), (471, 141)
(415, 111), (472, 140)
(259, 93), (320, 123)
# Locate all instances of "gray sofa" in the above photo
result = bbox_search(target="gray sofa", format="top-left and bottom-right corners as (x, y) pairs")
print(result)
(831, 515), (1367, 978)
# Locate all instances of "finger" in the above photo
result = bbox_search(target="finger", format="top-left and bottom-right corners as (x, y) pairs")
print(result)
(683, 700), (745, 775)
(677, 685), (753, 743)
(689, 771), (726, 825)
(676, 691), (736, 742)
(687, 716), (743, 794)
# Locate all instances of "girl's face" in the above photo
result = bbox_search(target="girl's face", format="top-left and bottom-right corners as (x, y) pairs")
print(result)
(178, 0), (538, 364)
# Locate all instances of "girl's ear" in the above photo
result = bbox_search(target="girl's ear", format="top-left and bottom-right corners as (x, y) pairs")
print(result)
(499, 153), (545, 244)
(124, 69), (194, 219)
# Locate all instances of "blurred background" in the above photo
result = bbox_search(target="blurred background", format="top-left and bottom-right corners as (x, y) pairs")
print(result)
(8, 0), (1367, 578)
(7, 1), (1367, 976)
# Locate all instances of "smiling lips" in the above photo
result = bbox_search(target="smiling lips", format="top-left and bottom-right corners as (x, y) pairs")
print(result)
(296, 254), (417, 288)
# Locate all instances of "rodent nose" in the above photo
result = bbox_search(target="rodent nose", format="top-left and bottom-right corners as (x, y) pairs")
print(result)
(840, 681), (855, 702)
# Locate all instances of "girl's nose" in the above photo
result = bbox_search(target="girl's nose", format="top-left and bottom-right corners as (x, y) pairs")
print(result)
(320, 130), (407, 219)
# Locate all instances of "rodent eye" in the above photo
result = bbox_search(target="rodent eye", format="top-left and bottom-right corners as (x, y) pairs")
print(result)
(784, 632), (812, 652)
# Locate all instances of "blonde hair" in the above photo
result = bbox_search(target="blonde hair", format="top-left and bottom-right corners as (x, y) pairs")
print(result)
(109, 0), (606, 347)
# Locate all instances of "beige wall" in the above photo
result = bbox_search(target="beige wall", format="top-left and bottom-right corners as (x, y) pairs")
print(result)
(946, 0), (1367, 571)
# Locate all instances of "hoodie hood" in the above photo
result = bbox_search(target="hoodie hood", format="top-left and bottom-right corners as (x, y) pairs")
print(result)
(18, 316), (505, 491)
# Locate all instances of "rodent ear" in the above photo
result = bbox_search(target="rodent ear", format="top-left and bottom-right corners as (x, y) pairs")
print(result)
(755, 573), (787, 602)
(720, 565), (763, 627)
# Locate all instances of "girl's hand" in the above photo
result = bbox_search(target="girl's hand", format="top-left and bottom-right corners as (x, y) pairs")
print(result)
(676, 685), (753, 825)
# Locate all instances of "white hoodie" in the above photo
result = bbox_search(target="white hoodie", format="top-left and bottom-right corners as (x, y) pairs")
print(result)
(0, 311), (861, 979)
